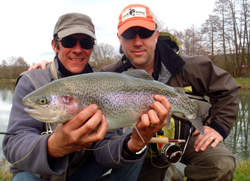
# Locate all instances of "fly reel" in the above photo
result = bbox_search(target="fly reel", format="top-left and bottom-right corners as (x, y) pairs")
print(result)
(161, 143), (183, 164)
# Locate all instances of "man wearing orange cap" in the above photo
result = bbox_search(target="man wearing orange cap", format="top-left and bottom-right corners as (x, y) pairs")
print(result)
(100, 4), (240, 181)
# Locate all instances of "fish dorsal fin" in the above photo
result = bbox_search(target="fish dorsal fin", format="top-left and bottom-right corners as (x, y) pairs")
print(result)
(122, 69), (154, 80)
(175, 87), (186, 94)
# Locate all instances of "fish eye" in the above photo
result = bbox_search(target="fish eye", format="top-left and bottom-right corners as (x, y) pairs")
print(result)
(38, 98), (48, 105)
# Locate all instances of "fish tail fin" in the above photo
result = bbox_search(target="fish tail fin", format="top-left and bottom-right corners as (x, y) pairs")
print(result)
(190, 100), (212, 136)
(133, 123), (145, 143)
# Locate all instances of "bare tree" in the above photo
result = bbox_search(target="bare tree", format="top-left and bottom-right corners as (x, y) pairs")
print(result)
(89, 43), (119, 71)
(155, 16), (166, 32)
(201, 15), (220, 61)
(12, 57), (30, 78)
(239, 0), (250, 77)
(181, 25), (203, 56)
(0, 60), (8, 79)
(0, 56), (29, 79)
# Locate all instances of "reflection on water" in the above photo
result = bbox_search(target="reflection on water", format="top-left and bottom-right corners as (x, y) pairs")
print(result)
(0, 82), (249, 160)
(0, 81), (16, 159)
(224, 90), (250, 160)
(0, 81), (15, 103)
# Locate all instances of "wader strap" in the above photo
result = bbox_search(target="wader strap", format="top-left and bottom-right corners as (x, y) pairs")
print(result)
(50, 58), (58, 80)
(22, 72), (40, 90)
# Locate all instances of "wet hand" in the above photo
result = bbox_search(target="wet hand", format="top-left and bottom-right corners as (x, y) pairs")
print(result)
(128, 95), (171, 152)
(193, 126), (223, 152)
(47, 104), (108, 158)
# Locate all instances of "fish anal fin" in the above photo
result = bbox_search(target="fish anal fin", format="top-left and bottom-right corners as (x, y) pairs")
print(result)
(123, 127), (130, 133)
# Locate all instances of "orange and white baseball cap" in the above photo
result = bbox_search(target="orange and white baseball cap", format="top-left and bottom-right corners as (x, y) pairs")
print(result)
(117, 4), (157, 36)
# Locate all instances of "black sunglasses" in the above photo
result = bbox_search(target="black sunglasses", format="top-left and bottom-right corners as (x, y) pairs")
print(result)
(121, 27), (157, 40)
(57, 36), (95, 49)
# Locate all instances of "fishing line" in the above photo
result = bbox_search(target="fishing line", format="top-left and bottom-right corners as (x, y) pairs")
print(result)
(1, 129), (130, 168)
(84, 133), (128, 164)
(148, 143), (170, 169)
(0, 134), (46, 169)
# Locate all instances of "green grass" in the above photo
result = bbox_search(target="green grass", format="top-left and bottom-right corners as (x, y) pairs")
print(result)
(234, 78), (250, 89)
(233, 159), (250, 181)
(0, 157), (249, 180)
(0, 157), (12, 181)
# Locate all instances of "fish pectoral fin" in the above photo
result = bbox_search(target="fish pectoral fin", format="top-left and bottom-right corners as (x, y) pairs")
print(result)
(123, 127), (130, 133)
(123, 69), (154, 80)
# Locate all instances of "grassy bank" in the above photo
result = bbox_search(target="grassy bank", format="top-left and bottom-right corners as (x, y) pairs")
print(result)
(235, 78), (250, 90)
(0, 79), (16, 82)
(0, 157), (249, 180)
(233, 159), (250, 180)
(0, 158), (12, 181)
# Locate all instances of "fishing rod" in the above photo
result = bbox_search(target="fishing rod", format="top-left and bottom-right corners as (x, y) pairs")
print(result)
(0, 132), (17, 135)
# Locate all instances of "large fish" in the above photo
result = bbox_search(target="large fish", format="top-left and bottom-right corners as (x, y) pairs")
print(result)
(22, 69), (211, 135)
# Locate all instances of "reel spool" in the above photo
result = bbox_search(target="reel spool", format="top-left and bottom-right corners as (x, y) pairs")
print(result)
(161, 143), (183, 164)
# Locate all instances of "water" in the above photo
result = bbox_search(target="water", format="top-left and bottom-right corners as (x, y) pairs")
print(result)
(0, 82), (15, 159)
(0, 82), (249, 161)
(223, 90), (250, 161)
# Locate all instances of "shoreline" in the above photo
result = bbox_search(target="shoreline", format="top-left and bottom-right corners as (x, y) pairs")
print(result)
(1, 78), (250, 90)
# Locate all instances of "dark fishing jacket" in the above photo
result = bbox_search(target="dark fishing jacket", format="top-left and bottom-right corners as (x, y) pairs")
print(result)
(99, 38), (241, 140)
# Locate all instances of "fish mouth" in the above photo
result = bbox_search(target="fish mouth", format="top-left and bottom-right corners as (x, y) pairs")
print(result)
(24, 107), (56, 123)
(24, 107), (44, 115)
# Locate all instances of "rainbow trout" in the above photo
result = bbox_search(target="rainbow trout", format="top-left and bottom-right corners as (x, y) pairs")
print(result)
(22, 69), (211, 135)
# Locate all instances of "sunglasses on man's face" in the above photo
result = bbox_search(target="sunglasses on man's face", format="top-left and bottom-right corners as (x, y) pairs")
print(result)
(57, 36), (95, 49)
(121, 27), (156, 40)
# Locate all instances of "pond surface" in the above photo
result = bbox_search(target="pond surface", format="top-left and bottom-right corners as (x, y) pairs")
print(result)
(0, 82), (249, 160)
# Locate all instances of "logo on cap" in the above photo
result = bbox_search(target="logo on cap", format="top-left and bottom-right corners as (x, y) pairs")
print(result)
(122, 7), (146, 22)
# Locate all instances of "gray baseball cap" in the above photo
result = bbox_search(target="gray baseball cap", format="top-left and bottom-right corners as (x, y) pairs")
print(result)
(53, 13), (96, 40)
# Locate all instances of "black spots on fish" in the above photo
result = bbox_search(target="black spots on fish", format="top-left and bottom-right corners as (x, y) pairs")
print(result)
(175, 87), (186, 95)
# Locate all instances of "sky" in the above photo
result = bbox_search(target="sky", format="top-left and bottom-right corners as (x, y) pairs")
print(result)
(0, 0), (216, 65)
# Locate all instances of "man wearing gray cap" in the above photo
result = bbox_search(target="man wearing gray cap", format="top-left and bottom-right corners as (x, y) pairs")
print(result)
(3, 12), (171, 180)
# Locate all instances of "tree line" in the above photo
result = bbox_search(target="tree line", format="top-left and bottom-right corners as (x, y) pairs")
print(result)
(162, 0), (250, 77)
(0, 56), (29, 79)
(1, 0), (250, 79)
(90, 0), (250, 77)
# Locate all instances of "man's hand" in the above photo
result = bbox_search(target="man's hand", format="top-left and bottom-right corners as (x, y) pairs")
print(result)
(28, 60), (51, 71)
(193, 126), (223, 152)
(127, 95), (171, 153)
(47, 104), (108, 159)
